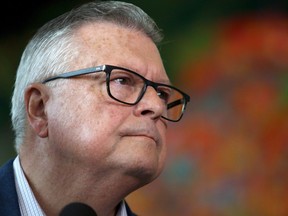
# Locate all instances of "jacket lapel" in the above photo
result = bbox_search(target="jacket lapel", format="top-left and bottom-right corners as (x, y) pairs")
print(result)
(125, 201), (138, 216)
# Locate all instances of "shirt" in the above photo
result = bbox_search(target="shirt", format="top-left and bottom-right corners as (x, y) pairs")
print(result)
(13, 156), (128, 216)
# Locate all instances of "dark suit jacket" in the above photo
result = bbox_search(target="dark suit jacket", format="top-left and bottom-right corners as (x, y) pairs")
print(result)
(0, 158), (137, 216)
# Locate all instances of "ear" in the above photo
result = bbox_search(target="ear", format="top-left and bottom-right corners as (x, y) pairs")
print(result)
(24, 83), (50, 138)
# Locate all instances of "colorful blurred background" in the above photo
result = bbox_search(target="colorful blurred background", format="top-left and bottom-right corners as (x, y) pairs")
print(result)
(1, 0), (288, 215)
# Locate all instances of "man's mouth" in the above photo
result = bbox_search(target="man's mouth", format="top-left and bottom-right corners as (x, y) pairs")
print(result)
(119, 127), (161, 146)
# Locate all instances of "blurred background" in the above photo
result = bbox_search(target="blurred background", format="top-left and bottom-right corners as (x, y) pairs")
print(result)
(1, 0), (288, 215)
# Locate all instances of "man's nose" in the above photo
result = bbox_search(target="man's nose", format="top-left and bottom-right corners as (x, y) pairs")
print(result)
(133, 86), (166, 120)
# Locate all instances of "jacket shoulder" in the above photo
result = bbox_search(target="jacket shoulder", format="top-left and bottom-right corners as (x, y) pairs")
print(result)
(0, 158), (21, 216)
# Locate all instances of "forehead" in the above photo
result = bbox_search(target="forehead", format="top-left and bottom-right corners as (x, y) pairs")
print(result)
(74, 22), (169, 82)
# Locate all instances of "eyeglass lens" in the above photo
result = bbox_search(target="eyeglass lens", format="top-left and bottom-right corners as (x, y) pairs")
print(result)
(107, 68), (186, 121)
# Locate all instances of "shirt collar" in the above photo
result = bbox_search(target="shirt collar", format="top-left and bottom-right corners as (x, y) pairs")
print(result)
(13, 155), (45, 216)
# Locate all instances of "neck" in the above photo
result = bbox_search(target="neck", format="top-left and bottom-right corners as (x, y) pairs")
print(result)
(18, 148), (138, 216)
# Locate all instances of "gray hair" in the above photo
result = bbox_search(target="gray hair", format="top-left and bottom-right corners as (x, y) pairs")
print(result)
(11, 0), (163, 152)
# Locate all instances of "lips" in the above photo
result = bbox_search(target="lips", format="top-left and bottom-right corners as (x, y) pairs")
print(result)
(127, 134), (156, 143)
(119, 125), (161, 146)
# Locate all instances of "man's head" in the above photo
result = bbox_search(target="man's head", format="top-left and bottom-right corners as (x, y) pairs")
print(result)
(10, 0), (189, 192)
(11, 1), (164, 152)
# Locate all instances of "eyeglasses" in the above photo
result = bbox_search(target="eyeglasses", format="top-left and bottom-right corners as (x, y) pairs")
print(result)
(42, 65), (190, 122)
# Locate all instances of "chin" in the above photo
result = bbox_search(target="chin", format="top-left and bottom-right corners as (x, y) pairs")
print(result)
(123, 161), (163, 185)
(114, 138), (166, 184)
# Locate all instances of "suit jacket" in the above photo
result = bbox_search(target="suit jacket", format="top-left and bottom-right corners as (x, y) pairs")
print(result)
(0, 158), (137, 216)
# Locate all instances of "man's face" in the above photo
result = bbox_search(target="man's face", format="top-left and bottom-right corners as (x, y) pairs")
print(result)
(45, 23), (169, 183)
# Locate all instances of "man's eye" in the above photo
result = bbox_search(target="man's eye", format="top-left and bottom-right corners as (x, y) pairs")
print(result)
(157, 90), (170, 102)
(112, 77), (133, 85)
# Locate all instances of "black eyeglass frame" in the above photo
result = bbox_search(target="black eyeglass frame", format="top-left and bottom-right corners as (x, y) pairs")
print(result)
(42, 64), (190, 122)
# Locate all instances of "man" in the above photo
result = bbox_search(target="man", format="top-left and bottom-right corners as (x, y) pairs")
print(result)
(0, 1), (190, 215)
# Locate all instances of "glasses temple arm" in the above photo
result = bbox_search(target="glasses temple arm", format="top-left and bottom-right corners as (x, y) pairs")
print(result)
(167, 98), (185, 110)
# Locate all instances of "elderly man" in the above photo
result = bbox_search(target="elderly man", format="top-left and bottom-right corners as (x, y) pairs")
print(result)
(0, 1), (190, 215)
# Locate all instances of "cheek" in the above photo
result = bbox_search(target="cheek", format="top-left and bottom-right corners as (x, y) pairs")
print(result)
(159, 135), (168, 169)
(157, 123), (168, 170)
(46, 90), (128, 163)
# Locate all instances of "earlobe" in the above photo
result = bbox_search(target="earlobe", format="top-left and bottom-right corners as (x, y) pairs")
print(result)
(25, 83), (50, 138)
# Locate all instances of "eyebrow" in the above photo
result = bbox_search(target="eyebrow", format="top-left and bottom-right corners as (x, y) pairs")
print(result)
(108, 62), (169, 83)
(159, 78), (171, 86)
